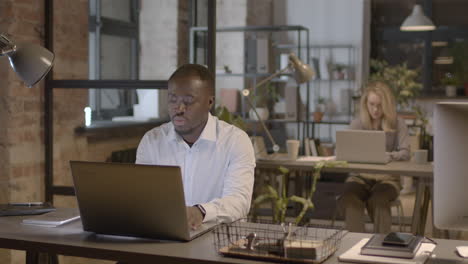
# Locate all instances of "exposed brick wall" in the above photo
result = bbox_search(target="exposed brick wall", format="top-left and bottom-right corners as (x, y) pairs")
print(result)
(0, 1), (270, 263)
(51, 0), (89, 198)
(177, 0), (189, 66)
(0, 0), (142, 263)
(0, 0), (46, 263)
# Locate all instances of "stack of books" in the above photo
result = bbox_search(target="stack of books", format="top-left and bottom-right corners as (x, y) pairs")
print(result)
(360, 233), (423, 259)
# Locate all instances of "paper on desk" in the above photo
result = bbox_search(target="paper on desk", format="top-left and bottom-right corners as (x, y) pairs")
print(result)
(22, 208), (80, 227)
(338, 238), (436, 264)
(296, 156), (336, 162)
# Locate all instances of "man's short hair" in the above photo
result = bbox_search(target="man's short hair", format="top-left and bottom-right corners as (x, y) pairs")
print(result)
(168, 64), (214, 96)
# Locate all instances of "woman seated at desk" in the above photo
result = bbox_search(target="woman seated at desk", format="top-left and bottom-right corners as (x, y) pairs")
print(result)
(341, 81), (410, 233)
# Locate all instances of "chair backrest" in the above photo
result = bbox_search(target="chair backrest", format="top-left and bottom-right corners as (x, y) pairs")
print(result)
(109, 148), (137, 163)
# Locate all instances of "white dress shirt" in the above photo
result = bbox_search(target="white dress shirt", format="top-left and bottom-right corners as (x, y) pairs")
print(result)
(136, 113), (256, 223)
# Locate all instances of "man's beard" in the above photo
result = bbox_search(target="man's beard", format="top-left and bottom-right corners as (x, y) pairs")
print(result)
(174, 125), (194, 136)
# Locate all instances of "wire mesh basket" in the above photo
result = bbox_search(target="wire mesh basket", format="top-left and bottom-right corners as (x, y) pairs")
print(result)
(213, 219), (345, 263)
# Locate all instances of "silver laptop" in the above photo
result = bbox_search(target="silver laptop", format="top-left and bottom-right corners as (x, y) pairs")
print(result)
(70, 161), (217, 241)
(336, 130), (389, 164)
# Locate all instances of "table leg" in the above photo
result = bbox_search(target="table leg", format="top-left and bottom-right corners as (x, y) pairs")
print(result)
(411, 179), (431, 236)
(419, 183), (431, 235)
(25, 251), (39, 264)
(411, 178), (425, 235)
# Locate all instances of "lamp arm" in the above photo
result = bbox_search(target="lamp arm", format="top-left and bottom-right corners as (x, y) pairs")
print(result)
(244, 93), (279, 153)
(241, 65), (292, 153)
(251, 65), (291, 91)
(0, 34), (15, 56)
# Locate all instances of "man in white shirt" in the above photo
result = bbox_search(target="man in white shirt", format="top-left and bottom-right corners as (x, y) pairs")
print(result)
(136, 64), (255, 230)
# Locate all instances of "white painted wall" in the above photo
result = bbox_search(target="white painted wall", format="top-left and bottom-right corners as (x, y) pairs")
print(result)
(139, 0), (179, 119)
(215, 0), (247, 106)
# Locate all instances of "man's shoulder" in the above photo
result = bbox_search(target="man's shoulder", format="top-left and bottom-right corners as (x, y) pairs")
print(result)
(214, 117), (248, 139)
(143, 121), (173, 140)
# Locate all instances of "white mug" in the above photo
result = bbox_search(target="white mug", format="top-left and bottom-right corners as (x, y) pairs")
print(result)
(412, 149), (428, 164)
(286, 139), (300, 160)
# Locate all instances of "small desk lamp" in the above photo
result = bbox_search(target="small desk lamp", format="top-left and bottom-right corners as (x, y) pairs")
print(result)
(0, 34), (54, 87)
(242, 53), (314, 153)
(400, 4), (436, 31)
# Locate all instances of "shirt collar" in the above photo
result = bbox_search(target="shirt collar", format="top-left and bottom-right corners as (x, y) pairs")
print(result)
(168, 113), (217, 143)
(198, 113), (217, 142)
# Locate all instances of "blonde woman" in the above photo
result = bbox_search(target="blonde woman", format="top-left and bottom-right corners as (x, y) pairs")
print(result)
(341, 81), (410, 233)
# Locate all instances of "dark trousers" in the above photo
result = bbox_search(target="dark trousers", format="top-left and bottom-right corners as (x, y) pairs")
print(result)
(340, 179), (399, 233)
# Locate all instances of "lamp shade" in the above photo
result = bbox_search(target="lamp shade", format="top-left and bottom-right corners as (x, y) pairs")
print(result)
(289, 53), (314, 84)
(7, 43), (54, 87)
(400, 4), (436, 31)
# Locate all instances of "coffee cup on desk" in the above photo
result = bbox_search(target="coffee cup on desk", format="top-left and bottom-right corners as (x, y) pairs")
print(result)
(286, 139), (300, 160)
(412, 149), (428, 164)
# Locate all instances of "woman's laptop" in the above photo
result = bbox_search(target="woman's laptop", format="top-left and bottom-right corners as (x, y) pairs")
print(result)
(70, 161), (217, 241)
(336, 130), (389, 164)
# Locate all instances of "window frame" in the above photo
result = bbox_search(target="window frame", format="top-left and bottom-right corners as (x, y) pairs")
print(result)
(88, 0), (140, 121)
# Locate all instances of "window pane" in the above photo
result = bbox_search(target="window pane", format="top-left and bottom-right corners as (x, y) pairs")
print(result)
(373, 42), (424, 70)
(100, 34), (133, 79)
(433, 0), (468, 27)
(101, 0), (132, 22)
(96, 34), (135, 118)
(372, 0), (417, 28)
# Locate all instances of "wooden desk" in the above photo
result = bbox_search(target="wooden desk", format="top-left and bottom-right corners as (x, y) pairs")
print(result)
(0, 213), (466, 264)
(256, 159), (433, 235)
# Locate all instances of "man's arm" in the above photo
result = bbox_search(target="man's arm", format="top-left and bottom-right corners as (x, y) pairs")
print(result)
(136, 133), (153, 165)
(199, 131), (256, 223)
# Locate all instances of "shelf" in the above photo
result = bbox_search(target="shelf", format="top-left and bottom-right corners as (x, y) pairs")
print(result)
(310, 79), (355, 82)
(191, 25), (308, 33)
(216, 72), (269, 77)
(311, 120), (350, 125)
(244, 119), (350, 125)
(275, 43), (355, 49)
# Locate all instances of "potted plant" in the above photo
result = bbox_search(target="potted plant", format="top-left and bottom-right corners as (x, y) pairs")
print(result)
(251, 161), (347, 225)
(248, 83), (279, 121)
(440, 73), (458, 97)
(332, 63), (347, 80)
(215, 106), (246, 130)
(451, 41), (468, 95)
(369, 59), (423, 111)
(313, 97), (325, 122)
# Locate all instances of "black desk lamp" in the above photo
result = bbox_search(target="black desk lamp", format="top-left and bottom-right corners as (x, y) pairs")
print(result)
(242, 53), (314, 153)
(0, 34), (54, 87)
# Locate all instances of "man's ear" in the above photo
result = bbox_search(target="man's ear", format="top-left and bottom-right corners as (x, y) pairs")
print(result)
(208, 96), (215, 108)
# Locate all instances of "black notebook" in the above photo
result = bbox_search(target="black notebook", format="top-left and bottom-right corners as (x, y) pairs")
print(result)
(360, 233), (423, 259)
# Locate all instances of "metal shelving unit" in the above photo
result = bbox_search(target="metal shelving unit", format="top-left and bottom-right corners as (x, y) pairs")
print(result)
(276, 44), (358, 142)
(190, 25), (311, 151)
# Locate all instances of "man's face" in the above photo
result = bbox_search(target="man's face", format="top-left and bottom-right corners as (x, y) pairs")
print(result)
(167, 76), (213, 138)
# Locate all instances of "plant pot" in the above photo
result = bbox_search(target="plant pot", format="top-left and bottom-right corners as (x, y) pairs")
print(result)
(249, 107), (269, 121)
(445, 85), (457, 97)
(333, 70), (345, 80)
(313, 111), (324, 122)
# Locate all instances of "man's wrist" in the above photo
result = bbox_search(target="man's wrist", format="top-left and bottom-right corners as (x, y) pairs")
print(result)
(195, 204), (206, 220)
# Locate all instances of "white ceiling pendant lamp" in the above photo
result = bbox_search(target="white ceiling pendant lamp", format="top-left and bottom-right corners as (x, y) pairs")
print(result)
(400, 4), (436, 32)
